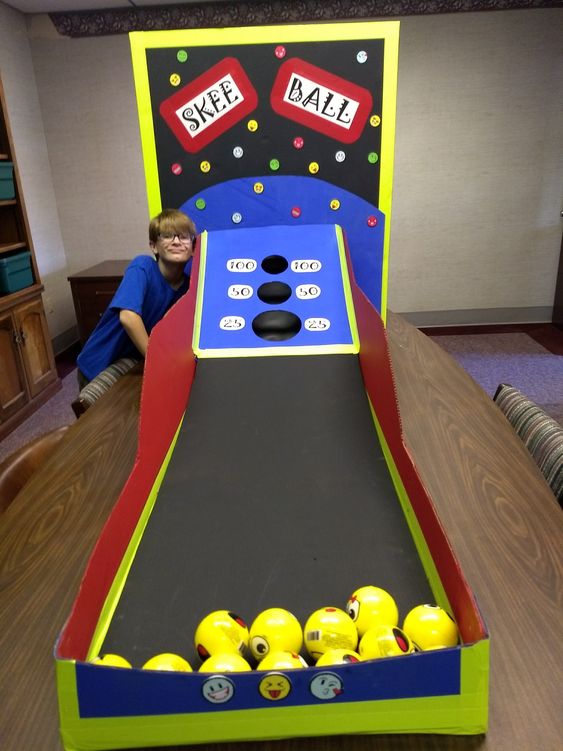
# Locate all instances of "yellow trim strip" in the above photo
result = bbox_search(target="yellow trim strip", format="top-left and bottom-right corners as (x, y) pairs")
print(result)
(191, 231), (208, 354)
(335, 224), (360, 350)
(194, 343), (359, 359)
(86, 418), (185, 661)
(378, 23), (400, 323)
(129, 34), (163, 218)
(368, 399), (453, 616)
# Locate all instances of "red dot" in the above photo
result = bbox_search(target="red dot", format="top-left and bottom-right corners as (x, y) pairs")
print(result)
(367, 215), (378, 227)
(291, 207), (301, 218)
(293, 136), (304, 149)
(171, 163), (182, 175)
(275, 45), (286, 59)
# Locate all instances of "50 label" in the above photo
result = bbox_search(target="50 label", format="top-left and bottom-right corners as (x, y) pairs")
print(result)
(228, 284), (253, 299)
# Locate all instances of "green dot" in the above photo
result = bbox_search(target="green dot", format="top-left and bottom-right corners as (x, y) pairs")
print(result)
(195, 198), (206, 210)
(177, 50), (188, 63)
(269, 159), (280, 171)
(368, 152), (379, 164)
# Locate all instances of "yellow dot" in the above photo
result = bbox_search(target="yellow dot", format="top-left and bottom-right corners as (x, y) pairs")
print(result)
(308, 162), (319, 174)
(330, 199), (340, 210)
(254, 182), (264, 194)
(169, 73), (181, 87)
(370, 115), (381, 127)
(200, 161), (211, 173)
(247, 119), (258, 132)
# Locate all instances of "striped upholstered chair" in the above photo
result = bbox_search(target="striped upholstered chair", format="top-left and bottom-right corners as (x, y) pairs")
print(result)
(72, 357), (139, 418)
(493, 384), (563, 505)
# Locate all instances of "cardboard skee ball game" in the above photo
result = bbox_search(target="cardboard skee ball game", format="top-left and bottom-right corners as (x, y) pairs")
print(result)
(55, 21), (489, 751)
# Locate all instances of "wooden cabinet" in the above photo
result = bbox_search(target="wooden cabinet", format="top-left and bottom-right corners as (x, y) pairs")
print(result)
(0, 74), (60, 440)
(68, 260), (129, 344)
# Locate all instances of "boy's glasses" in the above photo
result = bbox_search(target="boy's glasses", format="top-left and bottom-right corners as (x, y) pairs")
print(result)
(158, 233), (194, 244)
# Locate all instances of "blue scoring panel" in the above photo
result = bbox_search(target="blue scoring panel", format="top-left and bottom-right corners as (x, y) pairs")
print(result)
(76, 648), (461, 718)
(195, 224), (355, 355)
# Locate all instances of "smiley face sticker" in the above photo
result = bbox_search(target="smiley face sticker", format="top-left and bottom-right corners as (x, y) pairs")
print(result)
(169, 73), (181, 87)
(201, 675), (236, 704)
(258, 672), (292, 701)
(309, 672), (344, 700)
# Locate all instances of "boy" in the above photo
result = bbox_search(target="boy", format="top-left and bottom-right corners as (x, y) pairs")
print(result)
(77, 208), (196, 387)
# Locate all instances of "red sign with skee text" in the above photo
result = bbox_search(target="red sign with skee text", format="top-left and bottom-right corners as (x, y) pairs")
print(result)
(159, 58), (258, 153)
(270, 58), (373, 144)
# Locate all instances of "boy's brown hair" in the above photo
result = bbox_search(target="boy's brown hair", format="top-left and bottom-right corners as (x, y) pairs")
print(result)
(149, 208), (196, 245)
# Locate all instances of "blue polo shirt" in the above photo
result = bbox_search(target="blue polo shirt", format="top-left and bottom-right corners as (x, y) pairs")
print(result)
(77, 255), (189, 381)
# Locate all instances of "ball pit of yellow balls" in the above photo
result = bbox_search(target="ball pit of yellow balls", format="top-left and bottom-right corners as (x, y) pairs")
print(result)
(90, 654), (132, 669)
(257, 651), (308, 671)
(359, 625), (414, 659)
(403, 604), (459, 650)
(199, 653), (252, 673)
(142, 653), (192, 672)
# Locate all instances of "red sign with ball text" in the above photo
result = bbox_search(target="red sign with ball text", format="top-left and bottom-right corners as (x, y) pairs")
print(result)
(270, 58), (373, 143)
(160, 58), (258, 153)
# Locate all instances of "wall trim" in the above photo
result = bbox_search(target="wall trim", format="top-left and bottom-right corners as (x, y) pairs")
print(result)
(49, 1), (561, 38)
(397, 307), (554, 328)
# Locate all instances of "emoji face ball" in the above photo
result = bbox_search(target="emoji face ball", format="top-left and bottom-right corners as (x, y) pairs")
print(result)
(194, 610), (249, 660)
(316, 649), (362, 666)
(249, 608), (303, 661)
(359, 625), (414, 659)
(403, 604), (459, 650)
(258, 651), (308, 671)
(346, 585), (399, 636)
(199, 652), (252, 673)
(304, 607), (358, 660)
(91, 653), (131, 669)
(142, 653), (192, 672)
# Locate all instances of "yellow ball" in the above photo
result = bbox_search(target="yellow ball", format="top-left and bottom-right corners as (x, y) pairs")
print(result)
(194, 610), (249, 660)
(316, 649), (362, 666)
(199, 653), (252, 673)
(346, 585), (399, 636)
(257, 651), (308, 671)
(359, 625), (414, 659)
(142, 653), (192, 672)
(303, 607), (358, 660)
(91, 654), (132, 669)
(403, 604), (459, 650)
(249, 608), (302, 661)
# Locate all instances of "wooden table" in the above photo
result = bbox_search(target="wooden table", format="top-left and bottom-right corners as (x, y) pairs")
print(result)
(1, 313), (561, 751)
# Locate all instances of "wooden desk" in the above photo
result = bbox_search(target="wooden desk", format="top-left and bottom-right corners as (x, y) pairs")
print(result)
(1, 313), (561, 751)
(68, 260), (130, 345)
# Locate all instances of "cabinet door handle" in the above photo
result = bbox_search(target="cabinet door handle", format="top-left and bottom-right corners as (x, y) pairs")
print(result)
(13, 330), (22, 345)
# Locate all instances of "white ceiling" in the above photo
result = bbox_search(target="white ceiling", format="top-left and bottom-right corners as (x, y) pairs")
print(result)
(4, 0), (205, 13)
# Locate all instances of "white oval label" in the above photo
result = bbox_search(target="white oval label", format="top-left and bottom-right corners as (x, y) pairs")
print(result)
(227, 284), (253, 299)
(304, 318), (330, 331)
(296, 284), (321, 300)
(226, 258), (257, 272)
(220, 316), (245, 330)
(290, 259), (322, 272)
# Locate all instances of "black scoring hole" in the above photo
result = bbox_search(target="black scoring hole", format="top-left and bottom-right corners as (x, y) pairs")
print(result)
(257, 282), (292, 304)
(252, 311), (301, 341)
(261, 255), (289, 274)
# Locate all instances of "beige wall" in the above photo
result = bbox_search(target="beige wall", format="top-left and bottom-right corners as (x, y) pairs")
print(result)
(2, 4), (562, 341)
